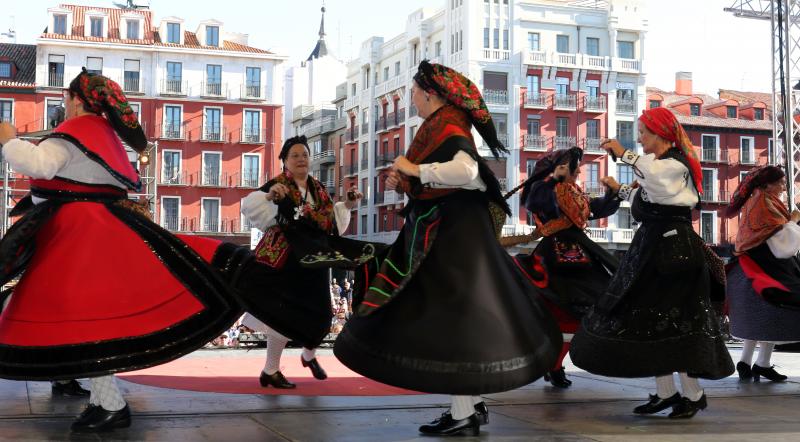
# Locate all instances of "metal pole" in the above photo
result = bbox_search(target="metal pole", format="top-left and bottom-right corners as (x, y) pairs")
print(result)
(1, 158), (7, 237)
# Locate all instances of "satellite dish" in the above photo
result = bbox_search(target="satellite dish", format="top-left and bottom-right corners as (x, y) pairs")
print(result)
(112, 0), (150, 10)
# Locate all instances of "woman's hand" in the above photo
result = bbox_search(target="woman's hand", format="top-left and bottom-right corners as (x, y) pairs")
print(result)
(385, 170), (401, 191)
(0, 122), (16, 145)
(791, 209), (800, 223)
(393, 155), (420, 178)
(600, 139), (626, 159)
(600, 176), (621, 194)
(344, 185), (363, 209)
(266, 183), (289, 201)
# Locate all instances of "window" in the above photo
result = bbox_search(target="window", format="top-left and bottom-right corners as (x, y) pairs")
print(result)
(161, 197), (180, 230)
(617, 121), (635, 149)
(162, 150), (181, 184)
(556, 117), (569, 137)
(618, 164), (633, 185)
(166, 61), (182, 93)
(361, 214), (367, 234)
(741, 137), (754, 164)
(586, 79), (599, 98)
(351, 83), (357, 96)
(740, 171), (748, 183)
(700, 212), (715, 244)
(128, 103), (140, 120)
(86, 57), (102, 76)
(557, 35), (569, 53)
(167, 22), (180, 44)
(727, 106), (737, 118)
(526, 159), (537, 176)
(53, 14), (67, 35)
(690, 103), (701, 116)
(755, 108), (764, 120)
(45, 99), (63, 129)
(363, 68), (370, 89)
(123, 59), (140, 92)
(373, 213), (378, 233)
(201, 198), (220, 232)
(242, 67), (261, 98)
(526, 75), (540, 94)
(586, 37), (599, 56)
(204, 108), (222, 141)
(587, 163), (599, 187)
(617, 41), (634, 59)
(164, 106), (182, 138)
(702, 169), (715, 199)
(48, 54), (65, 87)
(616, 85), (635, 113)
(586, 119), (599, 139)
(382, 66), (389, 82)
(206, 25), (219, 46)
(556, 76), (569, 95)
(126, 19), (139, 39)
(0, 62), (10, 78)
(617, 207), (632, 229)
(89, 17), (103, 37)
(206, 64), (222, 96)
(435, 41), (442, 57)
(244, 110), (261, 142)
(649, 99), (661, 109)
(242, 154), (260, 187)
(503, 29), (509, 50)
(0, 100), (12, 124)
(394, 61), (401, 76)
(527, 118), (540, 135)
(202, 152), (222, 186)
(493, 28), (499, 49)
(528, 32), (540, 51)
(701, 134), (719, 161)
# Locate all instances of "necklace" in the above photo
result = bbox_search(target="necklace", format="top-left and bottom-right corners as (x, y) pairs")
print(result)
(293, 182), (310, 220)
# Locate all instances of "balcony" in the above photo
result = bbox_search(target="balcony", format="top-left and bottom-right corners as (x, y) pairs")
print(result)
(240, 128), (263, 143)
(586, 227), (608, 242)
(584, 182), (606, 198)
(160, 123), (185, 140)
(298, 116), (337, 137)
(386, 112), (396, 128)
(700, 190), (730, 204)
(373, 191), (385, 205)
(202, 125), (226, 142)
(312, 150), (336, 164)
(397, 108), (406, 124)
(701, 149), (729, 164)
(584, 96), (606, 113)
(482, 49), (510, 61)
(344, 94), (359, 111)
(553, 94), (577, 111)
(523, 134), (548, 151)
(525, 51), (547, 65)
(616, 98), (636, 114)
(160, 170), (190, 185)
(201, 82), (228, 99)
(161, 215), (181, 232)
(241, 84), (265, 101)
(484, 89), (509, 106)
(583, 138), (605, 154)
(240, 172), (260, 188)
(160, 79), (188, 96)
(376, 116), (388, 133)
(377, 151), (400, 168)
(200, 219), (220, 233)
(360, 158), (369, 171)
(524, 92), (548, 109)
(554, 53), (579, 68)
(613, 57), (641, 73)
(347, 126), (359, 143)
(554, 136), (577, 150)
(47, 71), (64, 88)
(584, 55), (608, 70)
(345, 164), (359, 176)
(122, 75), (143, 94)
(201, 170), (223, 187)
(738, 153), (757, 166)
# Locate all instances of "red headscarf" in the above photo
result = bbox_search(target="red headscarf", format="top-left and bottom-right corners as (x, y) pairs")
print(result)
(638, 107), (703, 194)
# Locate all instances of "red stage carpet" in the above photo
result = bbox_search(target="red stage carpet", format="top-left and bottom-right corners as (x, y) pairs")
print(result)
(119, 354), (422, 396)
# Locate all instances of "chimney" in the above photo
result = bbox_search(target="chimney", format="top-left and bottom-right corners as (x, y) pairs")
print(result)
(675, 72), (692, 96)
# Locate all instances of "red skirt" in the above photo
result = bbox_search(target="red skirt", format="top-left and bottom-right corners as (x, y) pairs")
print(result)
(0, 201), (241, 380)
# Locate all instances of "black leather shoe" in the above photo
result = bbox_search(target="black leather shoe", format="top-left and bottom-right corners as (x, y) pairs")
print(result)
(427, 402), (490, 427)
(52, 380), (90, 397)
(419, 413), (480, 436)
(73, 404), (100, 426)
(668, 394), (707, 419)
(736, 362), (753, 381)
(301, 356), (328, 380)
(259, 371), (296, 389)
(633, 393), (682, 415)
(752, 364), (788, 382)
(543, 367), (572, 388)
(71, 405), (131, 432)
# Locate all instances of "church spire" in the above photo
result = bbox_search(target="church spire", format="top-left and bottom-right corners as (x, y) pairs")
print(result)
(307, 2), (329, 61)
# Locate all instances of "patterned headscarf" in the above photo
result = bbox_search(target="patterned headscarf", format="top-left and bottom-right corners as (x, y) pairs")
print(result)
(68, 68), (147, 152)
(519, 147), (583, 204)
(414, 60), (508, 159)
(638, 107), (702, 194)
(726, 165), (785, 218)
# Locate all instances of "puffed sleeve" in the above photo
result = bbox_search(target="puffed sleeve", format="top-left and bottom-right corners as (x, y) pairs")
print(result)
(240, 190), (278, 232)
(418, 150), (479, 186)
(333, 201), (352, 235)
(767, 222), (800, 259)
(1, 137), (72, 179)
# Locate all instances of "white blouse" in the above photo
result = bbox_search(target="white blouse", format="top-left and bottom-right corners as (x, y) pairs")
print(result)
(1, 137), (126, 204)
(615, 149), (698, 207)
(418, 150), (486, 191)
(766, 222), (800, 258)
(241, 184), (352, 235)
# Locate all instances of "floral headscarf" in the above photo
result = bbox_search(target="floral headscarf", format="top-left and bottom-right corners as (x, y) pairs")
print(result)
(68, 68), (147, 152)
(413, 60), (507, 159)
(638, 107), (702, 194)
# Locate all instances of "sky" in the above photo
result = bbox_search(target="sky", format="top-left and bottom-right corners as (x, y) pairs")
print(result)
(0, 0), (775, 95)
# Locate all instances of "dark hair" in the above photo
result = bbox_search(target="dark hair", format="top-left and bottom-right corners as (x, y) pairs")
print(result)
(279, 135), (311, 161)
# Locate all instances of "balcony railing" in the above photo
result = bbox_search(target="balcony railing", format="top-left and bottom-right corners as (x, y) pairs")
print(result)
(241, 172), (260, 188)
(161, 215), (181, 231)
(739, 153), (757, 165)
(524, 134), (548, 151)
(122, 76), (142, 94)
(240, 128), (263, 143)
(701, 149), (728, 163)
(348, 125), (359, 142)
(700, 190), (730, 204)
(554, 136), (577, 150)
(241, 84), (264, 101)
(376, 116), (387, 132)
(554, 94), (577, 110)
(386, 112), (396, 128)
(482, 49), (510, 60)
(202, 125), (225, 142)
(397, 108), (406, 124)
(161, 79), (188, 96)
(312, 150), (336, 164)
(484, 89), (509, 105)
(524, 92), (548, 108)
(584, 96), (606, 112)
(584, 138), (605, 153)
(360, 158), (369, 170)
(160, 123), (185, 140)
(584, 183), (606, 197)
(526, 51), (547, 64)
(377, 151), (400, 168)
(200, 219), (220, 233)
(345, 164), (358, 176)
(202, 171), (222, 187)
(47, 71), (64, 88)
(616, 99), (636, 114)
(161, 170), (189, 185)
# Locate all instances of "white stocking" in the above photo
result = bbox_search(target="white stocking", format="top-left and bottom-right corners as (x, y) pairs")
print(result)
(450, 396), (476, 420)
(756, 342), (775, 367)
(655, 374), (677, 398)
(89, 375), (126, 411)
(740, 339), (756, 365)
(678, 373), (704, 402)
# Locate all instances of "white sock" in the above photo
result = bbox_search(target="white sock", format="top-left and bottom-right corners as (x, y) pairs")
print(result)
(450, 395), (475, 420)
(678, 373), (704, 402)
(264, 330), (289, 375)
(740, 339), (756, 365)
(756, 342), (775, 367)
(89, 375), (126, 411)
(301, 347), (317, 362)
(655, 374), (678, 398)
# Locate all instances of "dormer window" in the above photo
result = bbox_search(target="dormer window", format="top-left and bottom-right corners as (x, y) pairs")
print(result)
(690, 103), (701, 116)
(89, 17), (103, 38)
(167, 22), (181, 44)
(53, 14), (67, 35)
(0, 62), (11, 78)
(727, 106), (737, 118)
(126, 19), (140, 39)
(755, 108), (764, 120)
(206, 25), (219, 46)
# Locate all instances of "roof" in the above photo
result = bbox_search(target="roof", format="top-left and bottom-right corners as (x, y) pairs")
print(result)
(646, 87), (773, 131)
(719, 89), (773, 108)
(41, 4), (274, 55)
(0, 43), (37, 88)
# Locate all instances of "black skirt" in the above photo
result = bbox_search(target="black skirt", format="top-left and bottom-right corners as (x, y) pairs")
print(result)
(570, 221), (734, 379)
(334, 191), (562, 395)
